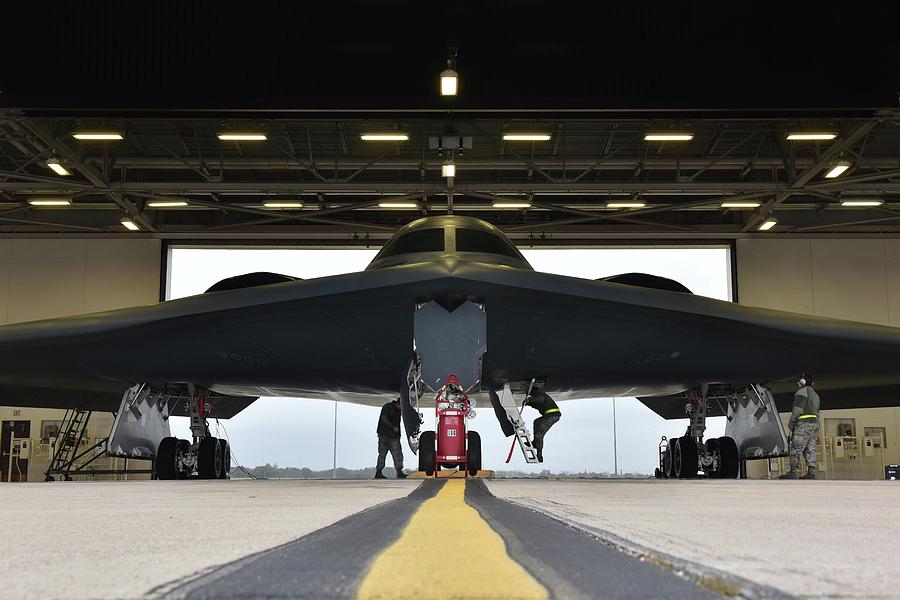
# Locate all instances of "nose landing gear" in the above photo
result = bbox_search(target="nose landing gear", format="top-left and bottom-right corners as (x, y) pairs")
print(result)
(156, 385), (231, 480)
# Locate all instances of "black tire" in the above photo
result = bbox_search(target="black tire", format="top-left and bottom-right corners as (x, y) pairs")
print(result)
(157, 436), (179, 480)
(418, 431), (436, 476)
(665, 438), (677, 478)
(218, 439), (231, 479)
(654, 467), (661, 479)
(704, 438), (720, 478)
(674, 436), (698, 479)
(198, 437), (222, 479)
(467, 431), (482, 476)
(717, 436), (740, 479)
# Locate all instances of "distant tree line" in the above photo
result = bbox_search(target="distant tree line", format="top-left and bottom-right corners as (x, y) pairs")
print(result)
(230, 463), (650, 479)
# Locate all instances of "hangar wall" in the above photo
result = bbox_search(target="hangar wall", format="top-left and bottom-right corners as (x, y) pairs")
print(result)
(737, 238), (900, 478)
(0, 239), (161, 481)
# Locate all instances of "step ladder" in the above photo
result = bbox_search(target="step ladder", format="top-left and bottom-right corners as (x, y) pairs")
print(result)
(46, 408), (96, 479)
(498, 384), (539, 463)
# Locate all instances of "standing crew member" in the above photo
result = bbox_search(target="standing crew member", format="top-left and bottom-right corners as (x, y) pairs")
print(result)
(780, 372), (820, 479)
(524, 389), (561, 463)
(375, 398), (407, 479)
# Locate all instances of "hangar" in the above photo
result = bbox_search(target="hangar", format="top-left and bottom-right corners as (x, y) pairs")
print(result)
(1, 2), (900, 598)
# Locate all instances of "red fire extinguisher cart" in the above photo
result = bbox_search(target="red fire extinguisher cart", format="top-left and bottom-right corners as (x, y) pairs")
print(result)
(417, 373), (482, 477)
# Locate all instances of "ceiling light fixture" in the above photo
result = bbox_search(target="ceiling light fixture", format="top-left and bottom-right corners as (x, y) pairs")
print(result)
(378, 202), (418, 208)
(824, 161), (851, 178)
(120, 218), (140, 231)
(644, 133), (693, 141)
(28, 197), (71, 206)
(361, 134), (410, 141)
(758, 219), (777, 231)
(73, 132), (123, 140)
(502, 134), (551, 141)
(442, 161), (456, 178)
(721, 202), (762, 208)
(46, 161), (71, 176)
(786, 133), (837, 141)
(147, 201), (189, 208)
(218, 133), (267, 141)
(492, 202), (532, 209)
(607, 202), (647, 209)
(841, 199), (884, 207)
(263, 202), (304, 209)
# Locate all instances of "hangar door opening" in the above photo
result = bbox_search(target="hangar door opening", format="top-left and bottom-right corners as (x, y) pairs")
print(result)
(166, 244), (732, 475)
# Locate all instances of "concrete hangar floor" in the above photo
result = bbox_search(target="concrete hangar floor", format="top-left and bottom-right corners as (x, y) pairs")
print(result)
(1, 478), (896, 599)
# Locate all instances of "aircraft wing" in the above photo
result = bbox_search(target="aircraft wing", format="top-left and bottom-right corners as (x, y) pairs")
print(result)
(2, 260), (900, 412)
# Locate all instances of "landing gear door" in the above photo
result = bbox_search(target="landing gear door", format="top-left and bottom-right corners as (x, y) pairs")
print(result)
(724, 384), (789, 459)
(414, 300), (487, 391)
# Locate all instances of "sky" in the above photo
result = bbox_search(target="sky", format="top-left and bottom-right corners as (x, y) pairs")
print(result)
(167, 245), (731, 475)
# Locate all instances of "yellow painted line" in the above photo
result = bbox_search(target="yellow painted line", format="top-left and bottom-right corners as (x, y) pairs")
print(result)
(357, 479), (548, 600)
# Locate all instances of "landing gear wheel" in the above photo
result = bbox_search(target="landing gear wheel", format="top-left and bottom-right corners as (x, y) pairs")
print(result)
(217, 439), (231, 479)
(198, 437), (222, 479)
(418, 431), (436, 476)
(716, 436), (740, 479)
(665, 438), (677, 478)
(704, 438), (720, 478)
(466, 431), (482, 476)
(674, 436), (698, 479)
(156, 436), (180, 480)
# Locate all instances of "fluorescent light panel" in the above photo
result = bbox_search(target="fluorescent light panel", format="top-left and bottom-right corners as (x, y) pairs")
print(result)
(841, 200), (884, 207)
(28, 198), (71, 206)
(503, 134), (551, 141)
(73, 132), (123, 140)
(786, 133), (837, 140)
(361, 134), (409, 141)
(644, 133), (693, 141)
(442, 163), (456, 177)
(607, 202), (646, 208)
(120, 218), (140, 231)
(263, 202), (304, 209)
(758, 219), (777, 231)
(493, 202), (532, 209)
(147, 201), (188, 208)
(378, 202), (418, 208)
(721, 202), (762, 208)
(46, 161), (71, 176)
(218, 133), (267, 141)
(825, 162), (851, 178)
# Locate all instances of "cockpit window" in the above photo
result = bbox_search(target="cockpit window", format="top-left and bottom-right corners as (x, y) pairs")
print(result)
(378, 228), (445, 258)
(455, 228), (522, 259)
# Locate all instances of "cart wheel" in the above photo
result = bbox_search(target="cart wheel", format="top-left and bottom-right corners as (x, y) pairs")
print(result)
(716, 436), (740, 479)
(654, 467), (661, 479)
(156, 436), (179, 480)
(665, 437), (677, 478)
(467, 431), (482, 476)
(419, 431), (436, 476)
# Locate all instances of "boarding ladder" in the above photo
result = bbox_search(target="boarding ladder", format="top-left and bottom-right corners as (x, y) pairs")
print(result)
(45, 408), (98, 480)
(497, 384), (539, 463)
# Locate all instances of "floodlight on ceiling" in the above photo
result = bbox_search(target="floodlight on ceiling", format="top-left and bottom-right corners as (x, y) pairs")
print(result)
(786, 133), (837, 141)
(46, 161), (71, 176)
(644, 133), (693, 141)
(721, 202), (762, 209)
(607, 202), (647, 209)
(502, 134), (551, 142)
(442, 161), (456, 178)
(361, 133), (410, 141)
(841, 199), (884, 207)
(72, 132), (123, 140)
(440, 69), (458, 96)
(824, 161), (851, 179)
(28, 197), (72, 206)
(492, 202), (532, 209)
(218, 133), (267, 141)
(120, 218), (140, 231)
(147, 201), (189, 208)
(263, 202), (304, 209)
(758, 219), (777, 231)
(378, 202), (418, 208)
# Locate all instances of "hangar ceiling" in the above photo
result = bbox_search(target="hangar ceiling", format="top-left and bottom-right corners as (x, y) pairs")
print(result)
(1, 111), (899, 242)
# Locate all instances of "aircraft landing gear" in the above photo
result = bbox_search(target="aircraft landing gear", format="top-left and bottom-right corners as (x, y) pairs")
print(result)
(656, 386), (740, 479)
(155, 385), (230, 480)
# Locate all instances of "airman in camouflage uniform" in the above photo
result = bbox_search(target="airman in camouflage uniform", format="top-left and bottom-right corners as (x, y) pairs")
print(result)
(780, 372), (820, 479)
